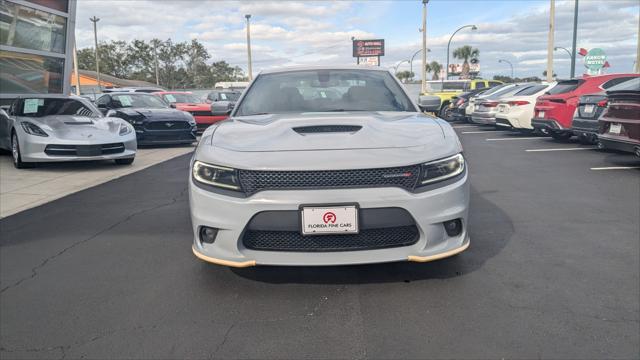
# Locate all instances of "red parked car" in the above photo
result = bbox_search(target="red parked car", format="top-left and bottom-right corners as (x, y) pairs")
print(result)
(531, 74), (639, 140)
(153, 91), (226, 133)
(597, 77), (640, 156)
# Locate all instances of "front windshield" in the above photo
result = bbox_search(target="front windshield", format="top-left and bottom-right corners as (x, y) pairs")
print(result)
(235, 69), (416, 116)
(162, 93), (203, 104)
(17, 98), (100, 118)
(218, 92), (240, 101)
(112, 94), (168, 109)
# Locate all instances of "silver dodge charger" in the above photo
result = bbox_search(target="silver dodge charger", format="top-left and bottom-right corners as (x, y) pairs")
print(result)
(0, 95), (136, 168)
(190, 66), (469, 267)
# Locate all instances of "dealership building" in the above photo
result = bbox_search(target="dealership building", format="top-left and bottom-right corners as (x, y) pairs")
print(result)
(0, 0), (77, 104)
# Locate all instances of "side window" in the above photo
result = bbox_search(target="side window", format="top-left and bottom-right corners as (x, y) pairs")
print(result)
(475, 82), (486, 89)
(96, 95), (111, 107)
(602, 77), (635, 90)
(489, 81), (502, 88)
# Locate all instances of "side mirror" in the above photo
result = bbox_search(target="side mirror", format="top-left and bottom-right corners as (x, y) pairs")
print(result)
(417, 95), (440, 113)
(211, 101), (234, 116)
(169, 103), (176, 108)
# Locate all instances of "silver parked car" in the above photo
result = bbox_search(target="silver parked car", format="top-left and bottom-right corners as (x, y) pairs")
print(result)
(0, 95), (136, 168)
(470, 83), (538, 125)
(189, 66), (469, 267)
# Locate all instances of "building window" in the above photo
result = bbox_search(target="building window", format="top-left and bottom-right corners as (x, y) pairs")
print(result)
(0, 0), (67, 53)
(0, 50), (64, 94)
(25, 0), (69, 13)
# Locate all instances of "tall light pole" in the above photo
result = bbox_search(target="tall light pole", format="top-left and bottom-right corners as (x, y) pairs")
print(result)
(392, 60), (410, 74)
(546, 0), (555, 83)
(89, 16), (101, 90)
(445, 24), (477, 80)
(245, 14), (253, 81)
(72, 43), (81, 95)
(554, 46), (572, 58)
(570, 0), (579, 78)
(409, 48), (430, 80)
(636, 12), (640, 73)
(420, 0), (428, 93)
(498, 59), (514, 79)
(153, 40), (160, 86)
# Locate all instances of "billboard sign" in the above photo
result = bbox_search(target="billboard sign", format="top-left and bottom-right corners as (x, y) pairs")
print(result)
(353, 39), (385, 57)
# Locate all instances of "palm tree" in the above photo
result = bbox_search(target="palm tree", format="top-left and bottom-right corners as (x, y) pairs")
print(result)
(452, 45), (480, 79)
(425, 61), (443, 80)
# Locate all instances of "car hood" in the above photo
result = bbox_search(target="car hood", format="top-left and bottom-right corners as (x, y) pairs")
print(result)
(196, 112), (461, 170)
(20, 115), (126, 141)
(114, 108), (188, 121)
(211, 112), (445, 152)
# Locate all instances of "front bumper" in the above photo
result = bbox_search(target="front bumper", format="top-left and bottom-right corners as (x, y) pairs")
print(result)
(19, 133), (137, 162)
(136, 128), (197, 145)
(189, 173), (470, 266)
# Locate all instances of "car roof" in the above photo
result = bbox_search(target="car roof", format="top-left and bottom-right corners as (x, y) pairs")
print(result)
(259, 65), (390, 75)
(153, 91), (193, 94)
(100, 92), (155, 96)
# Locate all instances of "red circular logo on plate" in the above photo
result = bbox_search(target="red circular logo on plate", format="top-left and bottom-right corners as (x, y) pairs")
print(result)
(323, 212), (336, 224)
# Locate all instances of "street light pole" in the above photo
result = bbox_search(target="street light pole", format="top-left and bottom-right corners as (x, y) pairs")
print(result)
(420, 0), (428, 94)
(498, 59), (514, 80)
(546, 0), (555, 83)
(153, 40), (160, 86)
(445, 24), (477, 80)
(409, 48), (430, 81)
(570, 0), (579, 78)
(245, 14), (253, 81)
(636, 13), (640, 73)
(392, 60), (409, 74)
(89, 16), (101, 91)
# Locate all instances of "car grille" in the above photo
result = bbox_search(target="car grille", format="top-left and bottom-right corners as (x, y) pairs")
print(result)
(188, 111), (213, 117)
(238, 165), (421, 195)
(44, 143), (125, 157)
(145, 121), (191, 130)
(242, 225), (419, 252)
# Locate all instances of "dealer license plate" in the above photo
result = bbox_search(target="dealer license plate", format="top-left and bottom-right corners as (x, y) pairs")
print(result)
(301, 206), (358, 235)
(583, 104), (595, 113)
(609, 123), (622, 134)
(538, 111), (545, 118)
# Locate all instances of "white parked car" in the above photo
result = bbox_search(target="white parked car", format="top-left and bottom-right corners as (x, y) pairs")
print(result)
(494, 82), (557, 132)
(189, 66), (469, 267)
(0, 95), (136, 168)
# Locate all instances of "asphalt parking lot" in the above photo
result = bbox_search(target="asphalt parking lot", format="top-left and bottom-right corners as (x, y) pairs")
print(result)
(1, 123), (638, 359)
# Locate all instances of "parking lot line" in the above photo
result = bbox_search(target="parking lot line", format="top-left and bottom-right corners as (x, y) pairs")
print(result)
(486, 137), (540, 141)
(461, 130), (510, 134)
(590, 166), (640, 171)
(526, 147), (597, 152)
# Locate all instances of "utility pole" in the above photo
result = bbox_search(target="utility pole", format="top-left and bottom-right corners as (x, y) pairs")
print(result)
(546, 0), (555, 83)
(245, 14), (253, 81)
(636, 13), (640, 73)
(153, 40), (160, 86)
(421, 0), (428, 94)
(570, 0), (578, 78)
(89, 16), (101, 91)
(72, 43), (81, 95)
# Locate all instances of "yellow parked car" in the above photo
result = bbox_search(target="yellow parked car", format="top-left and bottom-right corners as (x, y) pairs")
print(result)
(418, 79), (503, 119)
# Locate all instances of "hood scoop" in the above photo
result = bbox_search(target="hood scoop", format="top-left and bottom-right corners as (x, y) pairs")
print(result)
(64, 120), (94, 125)
(293, 125), (362, 135)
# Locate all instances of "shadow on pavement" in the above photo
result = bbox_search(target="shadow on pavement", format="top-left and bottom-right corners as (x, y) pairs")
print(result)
(229, 186), (513, 284)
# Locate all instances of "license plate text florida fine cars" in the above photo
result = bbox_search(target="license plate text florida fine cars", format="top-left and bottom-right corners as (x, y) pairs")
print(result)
(301, 206), (359, 235)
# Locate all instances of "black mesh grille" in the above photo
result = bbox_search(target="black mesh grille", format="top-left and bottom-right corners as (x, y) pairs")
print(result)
(238, 165), (421, 195)
(145, 121), (191, 130)
(242, 225), (419, 252)
(44, 143), (125, 156)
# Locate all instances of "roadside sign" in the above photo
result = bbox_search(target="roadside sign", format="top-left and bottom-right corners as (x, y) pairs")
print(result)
(353, 39), (385, 57)
(584, 48), (607, 73)
(358, 57), (380, 66)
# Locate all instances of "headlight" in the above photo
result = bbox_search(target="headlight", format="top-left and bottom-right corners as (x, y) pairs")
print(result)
(192, 161), (241, 190)
(420, 153), (465, 185)
(20, 122), (48, 137)
(119, 124), (132, 136)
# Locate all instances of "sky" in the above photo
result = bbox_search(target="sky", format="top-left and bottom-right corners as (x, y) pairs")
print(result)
(75, 0), (640, 80)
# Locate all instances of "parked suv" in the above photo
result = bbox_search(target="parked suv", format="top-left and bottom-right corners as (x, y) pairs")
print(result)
(531, 74), (639, 140)
(597, 77), (640, 156)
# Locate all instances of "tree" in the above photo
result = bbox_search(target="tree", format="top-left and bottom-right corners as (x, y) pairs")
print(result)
(395, 70), (414, 83)
(542, 70), (557, 78)
(425, 61), (443, 80)
(452, 45), (479, 79)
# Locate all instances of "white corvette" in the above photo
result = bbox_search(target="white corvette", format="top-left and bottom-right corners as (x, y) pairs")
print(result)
(0, 95), (136, 168)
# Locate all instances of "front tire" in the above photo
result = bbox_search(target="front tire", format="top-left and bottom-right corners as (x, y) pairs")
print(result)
(11, 132), (33, 169)
(439, 104), (453, 121)
(115, 157), (134, 165)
